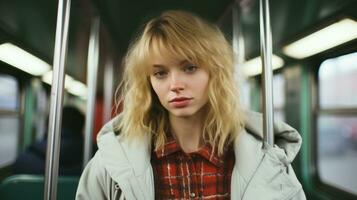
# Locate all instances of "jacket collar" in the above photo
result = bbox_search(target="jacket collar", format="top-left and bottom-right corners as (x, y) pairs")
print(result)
(96, 111), (302, 199)
(154, 135), (226, 167)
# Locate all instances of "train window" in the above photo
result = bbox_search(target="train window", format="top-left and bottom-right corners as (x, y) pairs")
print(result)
(319, 52), (357, 108)
(0, 74), (20, 167)
(0, 116), (19, 167)
(0, 75), (19, 110)
(273, 74), (285, 122)
(317, 52), (357, 195)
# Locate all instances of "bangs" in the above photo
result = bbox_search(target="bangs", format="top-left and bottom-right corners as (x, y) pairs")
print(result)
(142, 33), (205, 72)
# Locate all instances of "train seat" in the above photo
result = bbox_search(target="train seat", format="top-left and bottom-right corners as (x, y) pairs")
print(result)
(0, 174), (79, 200)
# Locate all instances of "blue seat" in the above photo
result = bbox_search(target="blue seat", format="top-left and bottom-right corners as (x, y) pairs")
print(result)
(0, 174), (79, 200)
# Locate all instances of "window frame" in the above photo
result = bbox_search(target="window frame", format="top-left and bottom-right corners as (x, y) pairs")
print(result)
(311, 49), (357, 200)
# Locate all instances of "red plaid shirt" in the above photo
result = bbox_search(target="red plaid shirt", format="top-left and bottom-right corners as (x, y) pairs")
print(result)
(151, 137), (235, 199)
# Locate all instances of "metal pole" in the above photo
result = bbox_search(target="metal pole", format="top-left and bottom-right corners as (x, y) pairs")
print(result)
(103, 58), (114, 123)
(233, 2), (250, 107)
(259, 0), (274, 148)
(44, 0), (71, 199)
(83, 18), (100, 168)
(232, 3), (245, 67)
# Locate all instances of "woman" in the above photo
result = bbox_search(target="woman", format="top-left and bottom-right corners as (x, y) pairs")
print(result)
(76, 10), (306, 200)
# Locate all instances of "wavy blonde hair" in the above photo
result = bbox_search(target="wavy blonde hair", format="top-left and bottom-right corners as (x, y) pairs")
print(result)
(115, 10), (245, 156)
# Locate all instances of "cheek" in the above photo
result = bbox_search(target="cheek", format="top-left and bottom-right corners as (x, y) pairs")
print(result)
(197, 73), (210, 92)
(150, 79), (165, 102)
(198, 75), (210, 102)
(150, 79), (159, 95)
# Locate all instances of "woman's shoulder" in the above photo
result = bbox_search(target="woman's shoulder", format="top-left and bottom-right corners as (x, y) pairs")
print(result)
(233, 130), (306, 200)
(76, 152), (115, 199)
(78, 152), (110, 183)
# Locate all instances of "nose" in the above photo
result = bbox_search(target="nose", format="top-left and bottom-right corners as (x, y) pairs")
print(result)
(170, 72), (185, 93)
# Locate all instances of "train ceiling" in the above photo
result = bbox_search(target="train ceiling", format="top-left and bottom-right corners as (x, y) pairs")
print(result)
(0, 0), (356, 93)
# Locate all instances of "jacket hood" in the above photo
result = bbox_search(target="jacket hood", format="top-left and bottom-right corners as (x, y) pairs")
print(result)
(232, 111), (302, 191)
(242, 111), (302, 163)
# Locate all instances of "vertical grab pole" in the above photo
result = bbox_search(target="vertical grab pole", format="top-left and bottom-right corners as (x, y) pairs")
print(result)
(232, 2), (248, 106)
(259, 0), (274, 148)
(44, 0), (71, 199)
(83, 17), (100, 168)
(232, 2), (245, 68)
(103, 58), (114, 123)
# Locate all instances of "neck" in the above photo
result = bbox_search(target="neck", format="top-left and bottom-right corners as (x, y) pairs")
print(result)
(169, 110), (206, 153)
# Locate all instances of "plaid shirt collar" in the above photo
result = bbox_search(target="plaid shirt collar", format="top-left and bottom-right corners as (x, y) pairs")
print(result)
(154, 136), (225, 167)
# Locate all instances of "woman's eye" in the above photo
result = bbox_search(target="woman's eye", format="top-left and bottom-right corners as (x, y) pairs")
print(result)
(153, 70), (167, 79)
(184, 65), (197, 73)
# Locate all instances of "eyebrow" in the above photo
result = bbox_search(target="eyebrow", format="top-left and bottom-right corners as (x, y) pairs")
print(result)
(179, 59), (190, 65)
(152, 60), (189, 68)
(152, 64), (166, 68)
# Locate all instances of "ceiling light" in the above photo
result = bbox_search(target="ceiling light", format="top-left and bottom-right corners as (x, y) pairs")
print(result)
(42, 70), (87, 99)
(67, 80), (87, 99)
(42, 70), (73, 89)
(283, 18), (357, 59)
(243, 55), (284, 76)
(0, 43), (51, 76)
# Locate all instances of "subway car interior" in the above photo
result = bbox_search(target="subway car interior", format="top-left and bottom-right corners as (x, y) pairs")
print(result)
(0, 0), (357, 199)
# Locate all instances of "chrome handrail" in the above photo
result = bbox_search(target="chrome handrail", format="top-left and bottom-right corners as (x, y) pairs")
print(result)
(83, 17), (100, 168)
(259, 0), (274, 148)
(44, 0), (71, 199)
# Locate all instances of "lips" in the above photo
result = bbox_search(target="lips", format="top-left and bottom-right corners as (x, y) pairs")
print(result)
(169, 97), (192, 102)
(169, 97), (193, 108)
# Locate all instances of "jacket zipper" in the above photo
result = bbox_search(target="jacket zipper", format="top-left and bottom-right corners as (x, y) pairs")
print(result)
(114, 183), (123, 200)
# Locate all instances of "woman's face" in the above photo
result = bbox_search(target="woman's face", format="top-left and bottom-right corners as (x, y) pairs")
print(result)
(149, 51), (210, 119)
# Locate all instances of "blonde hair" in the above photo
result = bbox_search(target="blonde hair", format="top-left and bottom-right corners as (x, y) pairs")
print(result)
(115, 10), (245, 155)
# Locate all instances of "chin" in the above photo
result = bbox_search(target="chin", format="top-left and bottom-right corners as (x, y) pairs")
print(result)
(168, 108), (201, 118)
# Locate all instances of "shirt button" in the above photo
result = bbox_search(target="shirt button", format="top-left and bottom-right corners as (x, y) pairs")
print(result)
(190, 192), (196, 198)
